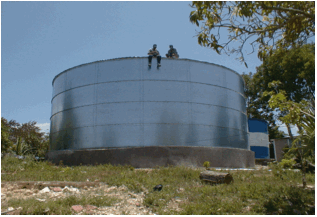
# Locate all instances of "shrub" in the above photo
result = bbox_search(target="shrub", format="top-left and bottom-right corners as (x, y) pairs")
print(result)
(280, 159), (296, 169)
(203, 161), (210, 168)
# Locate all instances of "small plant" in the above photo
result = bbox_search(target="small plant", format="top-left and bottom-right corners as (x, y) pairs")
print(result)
(203, 161), (210, 169)
(280, 159), (296, 169)
(61, 167), (71, 173)
(268, 162), (285, 180)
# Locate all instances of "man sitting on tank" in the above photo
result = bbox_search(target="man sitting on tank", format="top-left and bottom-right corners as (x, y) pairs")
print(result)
(148, 44), (161, 67)
(166, 45), (179, 59)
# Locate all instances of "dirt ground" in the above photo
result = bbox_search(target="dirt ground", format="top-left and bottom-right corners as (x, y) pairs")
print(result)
(1, 167), (187, 215)
(1, 181), (156, 215)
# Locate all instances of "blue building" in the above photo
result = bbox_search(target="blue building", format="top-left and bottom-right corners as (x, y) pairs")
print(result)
(248, 119), (269, 159)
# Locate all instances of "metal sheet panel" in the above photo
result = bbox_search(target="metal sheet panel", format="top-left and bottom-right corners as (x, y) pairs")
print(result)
(96, 102), (143, 125)
(224, 69), (245, 93)
(65, 64), (96, 90)
(189, 62), (226, 87)
(96, 82), (142, 103)
(51, 106), (94, 132)
(143, 58), (190, 81)
(51, 57), (248, 150)
(143, 102), (190, 124)
(52, 85), (95, 114)
(94, 124), (143, 148)
(52, 72), (66, 97)
(143, 81), (189, 102)
(226, 90), (246, 112)
(97, 59), (143, 83)
(190, 83), (229, 107)
(248, 119), (268, 133)
(248, 132), (269, 147)
(191, 103), (228, 127)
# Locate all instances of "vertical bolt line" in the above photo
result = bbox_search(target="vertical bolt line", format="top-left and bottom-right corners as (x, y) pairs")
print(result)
(93, 63), (99, 147)
(141, 58), (145, 147)
(64, 71), (68, 150)
(188, 60), (193, 144)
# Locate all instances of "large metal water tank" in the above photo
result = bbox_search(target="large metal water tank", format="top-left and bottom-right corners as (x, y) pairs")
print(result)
(48, 57), (254, 167)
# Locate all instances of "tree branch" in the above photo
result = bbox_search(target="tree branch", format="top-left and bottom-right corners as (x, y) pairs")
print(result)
(262, 6), (315, 19)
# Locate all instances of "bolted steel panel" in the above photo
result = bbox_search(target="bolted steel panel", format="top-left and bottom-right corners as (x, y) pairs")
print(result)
(50, 57), (248, 150)
(51, 85), (95, 115)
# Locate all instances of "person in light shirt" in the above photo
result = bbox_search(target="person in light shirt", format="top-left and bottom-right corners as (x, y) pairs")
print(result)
(148, 44), (161, 68)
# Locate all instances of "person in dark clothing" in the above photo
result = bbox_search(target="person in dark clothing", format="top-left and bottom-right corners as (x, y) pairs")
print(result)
(166, 45), (179, 58)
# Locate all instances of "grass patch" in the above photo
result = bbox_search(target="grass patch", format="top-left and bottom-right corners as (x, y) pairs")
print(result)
(2, 194), (118, 215)
(1, 155), (315, 215)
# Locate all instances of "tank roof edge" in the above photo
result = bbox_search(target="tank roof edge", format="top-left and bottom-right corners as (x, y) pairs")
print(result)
(52, 56), (243, 85)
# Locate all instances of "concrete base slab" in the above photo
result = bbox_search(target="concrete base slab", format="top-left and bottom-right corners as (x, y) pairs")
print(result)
(46, 146), (255, 168)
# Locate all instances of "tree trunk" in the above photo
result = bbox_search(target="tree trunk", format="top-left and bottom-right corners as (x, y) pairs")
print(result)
(200, 170), (234, 185)
(299, 151), (307, 188)
(286, 123), (294, 141)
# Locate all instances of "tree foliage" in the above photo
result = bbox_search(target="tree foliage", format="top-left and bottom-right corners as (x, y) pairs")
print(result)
(1, 117), (49, 157)
(242, 44), (315, 139)
(189, 1), (315, 66)
(242, 72), (285, 140)
(255, 44), (314, 102)
(265, 82), (315, 187)
(1, 118), (13, 153)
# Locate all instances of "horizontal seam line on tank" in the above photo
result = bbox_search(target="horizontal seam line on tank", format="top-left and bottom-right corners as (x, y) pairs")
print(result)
(50, 123), (248, 135)
(50, 145), (251, 153)
(52, 147), (250, 152)
(61, 145), (246, 151)
(67, 146), (249, 150)
(51, 79), (245, 102)
(50, 101), (247, 119)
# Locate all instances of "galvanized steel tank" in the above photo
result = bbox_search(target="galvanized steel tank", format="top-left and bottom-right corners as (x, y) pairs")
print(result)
(49, 57), (252, 167)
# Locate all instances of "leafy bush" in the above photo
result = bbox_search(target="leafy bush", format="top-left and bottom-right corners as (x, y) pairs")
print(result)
(203, 161), (210, 168)
(280, 159), (296, 169)
(1, 117), (49, 157)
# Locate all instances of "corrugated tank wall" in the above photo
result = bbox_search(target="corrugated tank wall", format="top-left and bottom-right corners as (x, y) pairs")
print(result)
(50, 57), (248, 151)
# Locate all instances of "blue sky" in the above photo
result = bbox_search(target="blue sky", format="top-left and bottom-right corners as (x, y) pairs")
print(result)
(1, 1), (296, 135)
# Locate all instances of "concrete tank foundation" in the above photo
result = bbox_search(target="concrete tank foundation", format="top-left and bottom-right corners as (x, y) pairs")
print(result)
(46, 146), (255, 168)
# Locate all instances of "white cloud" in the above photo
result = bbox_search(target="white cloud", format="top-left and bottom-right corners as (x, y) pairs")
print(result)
(36, 123), (50, 133)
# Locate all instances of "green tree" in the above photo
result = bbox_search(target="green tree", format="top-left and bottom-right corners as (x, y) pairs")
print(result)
(189, 1), (315, 66)
(255, 44), (314, 103)
(253, 44), (314, 138)
(1, 117), (13, 153)
(14, 136), (29, 156)
(265, 82), (314, 188)
(1, 117), (50, 157)
(242, 72), (285, 140)
(37, 133), (50, 157)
